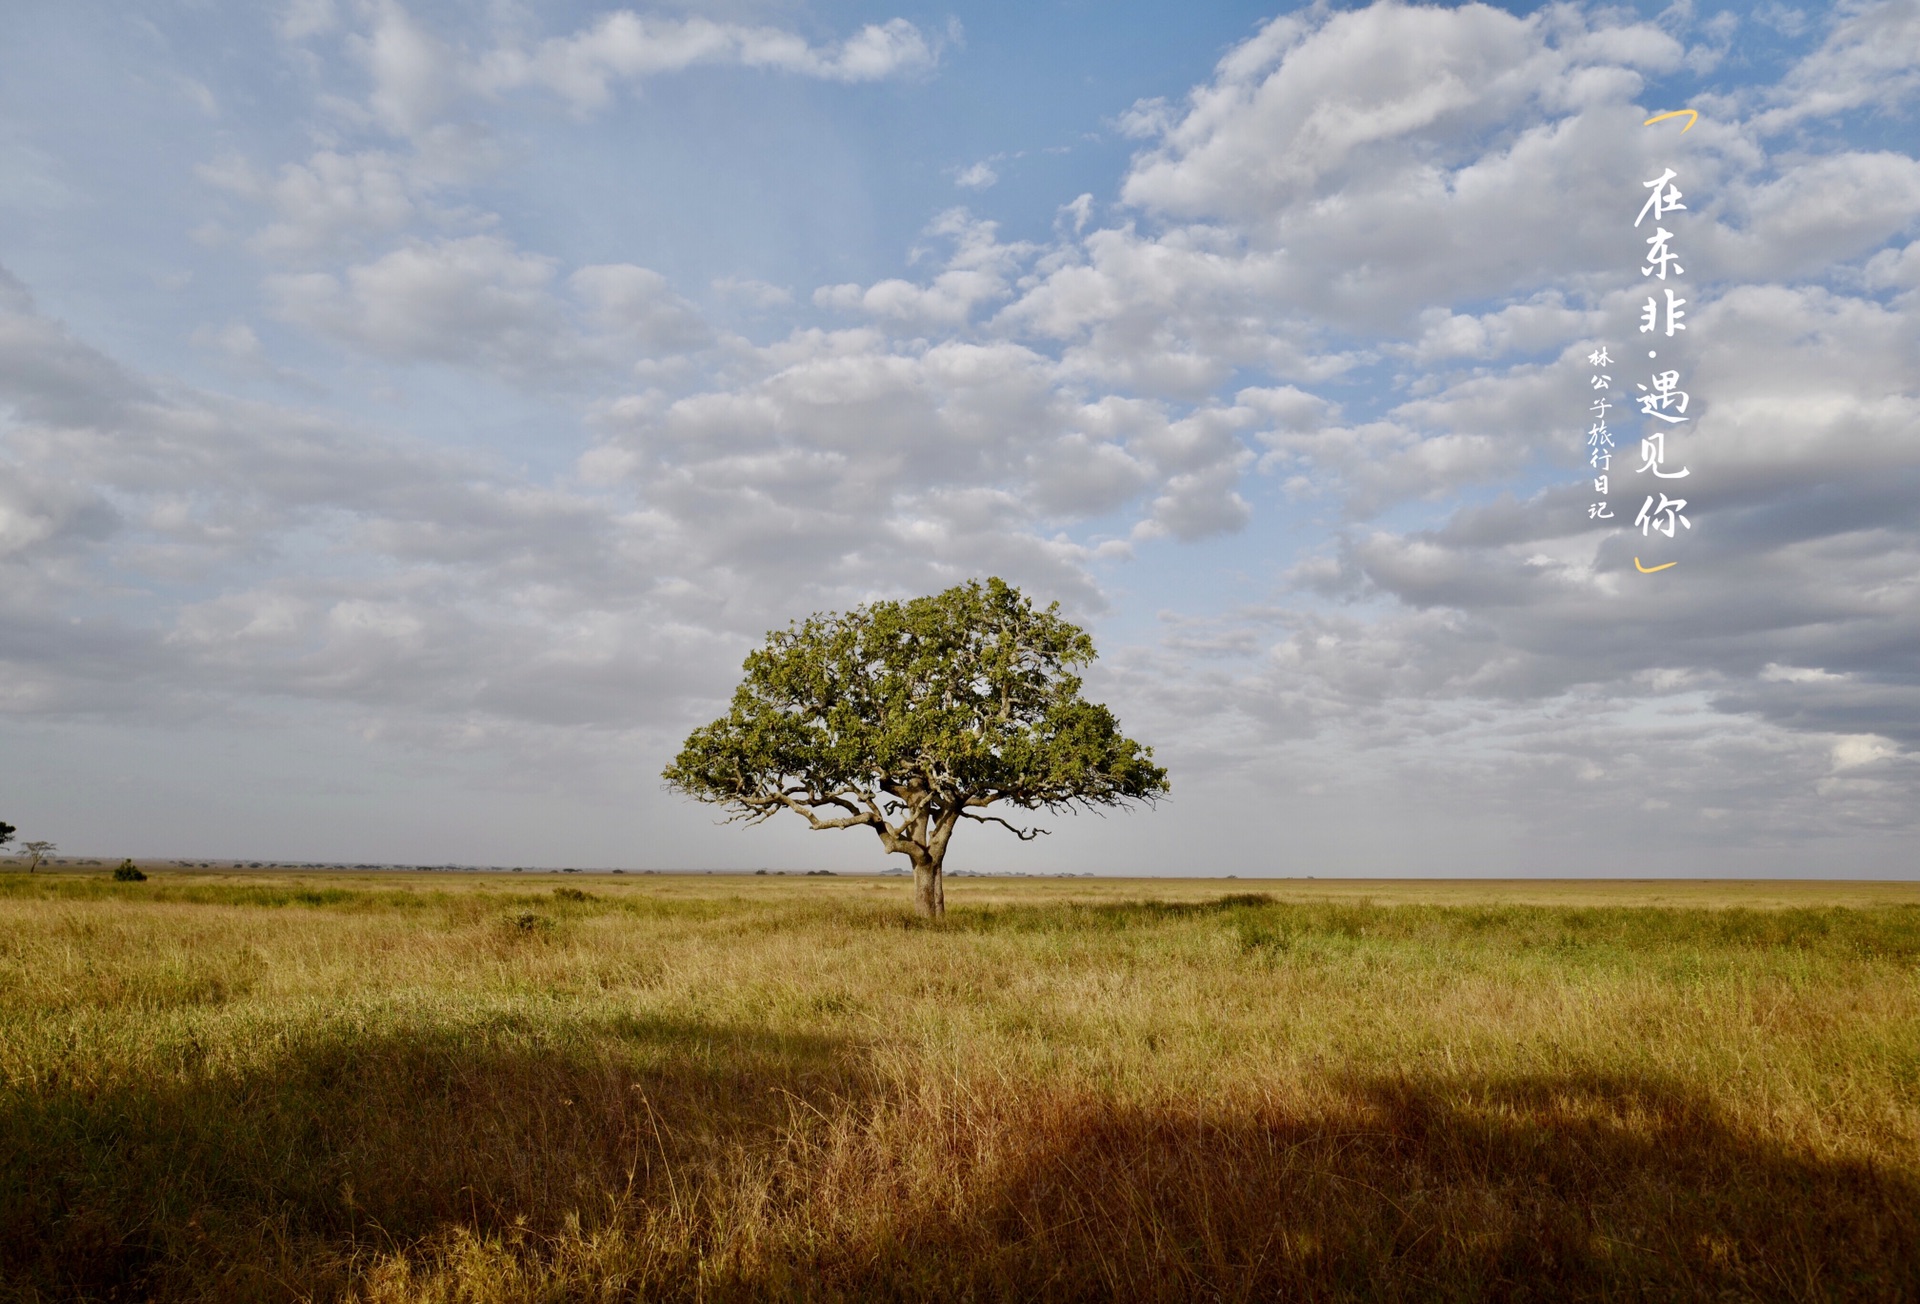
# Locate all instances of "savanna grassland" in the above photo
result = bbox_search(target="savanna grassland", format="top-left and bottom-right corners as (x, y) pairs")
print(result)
(2, 870), (1917, 1302)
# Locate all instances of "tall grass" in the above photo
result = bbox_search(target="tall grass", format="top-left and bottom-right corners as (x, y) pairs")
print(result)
(2, 873), (1915, 1300)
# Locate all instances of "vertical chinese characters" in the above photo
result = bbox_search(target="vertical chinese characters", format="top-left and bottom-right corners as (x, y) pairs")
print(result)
(1587, 346), (1614, 519)
(1633, 165), (1694, 543)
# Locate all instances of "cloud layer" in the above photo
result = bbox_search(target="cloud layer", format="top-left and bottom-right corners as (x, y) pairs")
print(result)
(2, 0), (1917, 870)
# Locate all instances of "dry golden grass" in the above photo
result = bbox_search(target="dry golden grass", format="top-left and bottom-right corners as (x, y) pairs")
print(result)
(2, 869), (1916, 1301)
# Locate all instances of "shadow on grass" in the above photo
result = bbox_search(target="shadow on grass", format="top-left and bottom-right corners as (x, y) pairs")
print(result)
(0, 1013), (857, 1301)
(4, 1029), (1914, 1301)
(828, 1072), (1919, 1302)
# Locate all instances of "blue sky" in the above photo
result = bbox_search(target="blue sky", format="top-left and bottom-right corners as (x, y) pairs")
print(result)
(2, 0), (1917, 875)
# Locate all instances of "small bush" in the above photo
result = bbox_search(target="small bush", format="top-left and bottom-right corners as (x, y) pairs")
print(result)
(112, 860), (147, 882)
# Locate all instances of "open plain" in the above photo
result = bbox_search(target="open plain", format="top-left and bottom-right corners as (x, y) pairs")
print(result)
(2, 869), (1916, 1301)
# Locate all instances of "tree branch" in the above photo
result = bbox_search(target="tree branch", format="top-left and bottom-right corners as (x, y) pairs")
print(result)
(959, 810), (1049, 841)
(772, 790), (881, 832)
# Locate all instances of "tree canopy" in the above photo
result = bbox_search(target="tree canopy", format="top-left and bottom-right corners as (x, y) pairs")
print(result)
(664, 577), (1167, 917)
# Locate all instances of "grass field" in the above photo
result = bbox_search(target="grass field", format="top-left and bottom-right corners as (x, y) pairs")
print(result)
(2, 869), (1916, 1301)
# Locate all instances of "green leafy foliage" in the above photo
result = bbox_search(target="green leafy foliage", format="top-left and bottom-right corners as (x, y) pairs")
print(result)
(664, 578), (1167, 909)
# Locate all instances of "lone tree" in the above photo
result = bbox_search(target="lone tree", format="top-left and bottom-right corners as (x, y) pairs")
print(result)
(18, 840), (55, 874)
(664, 578), (1168, 919)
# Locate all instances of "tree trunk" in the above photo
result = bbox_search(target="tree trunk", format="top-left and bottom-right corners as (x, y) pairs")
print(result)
(912, 853), (945, 921)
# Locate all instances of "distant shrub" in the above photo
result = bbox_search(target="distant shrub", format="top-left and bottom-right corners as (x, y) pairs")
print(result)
(112, 860), (147, 882)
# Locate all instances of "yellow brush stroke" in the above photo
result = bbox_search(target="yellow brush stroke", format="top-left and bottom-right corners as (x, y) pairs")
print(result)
(1634, 558), (1679, 573)
(1643, 109), (1699, 132)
